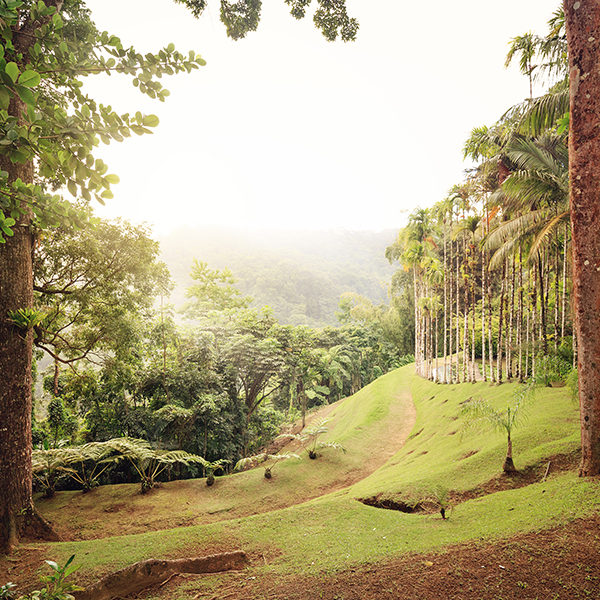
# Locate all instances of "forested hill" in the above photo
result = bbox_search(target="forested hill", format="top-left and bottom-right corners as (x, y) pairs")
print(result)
(158, 226), (398, 326)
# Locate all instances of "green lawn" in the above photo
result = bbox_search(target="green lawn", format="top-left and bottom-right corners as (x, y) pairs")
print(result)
(28, 365), (600, 592)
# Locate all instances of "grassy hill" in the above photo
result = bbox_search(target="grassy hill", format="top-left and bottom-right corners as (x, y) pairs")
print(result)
(2, 366), (599, 599)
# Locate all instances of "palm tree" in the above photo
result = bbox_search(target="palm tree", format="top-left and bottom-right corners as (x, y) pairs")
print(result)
(505, 32), (543, 100)
(485, 132), (569, 363)
(461, 397), (527, 473)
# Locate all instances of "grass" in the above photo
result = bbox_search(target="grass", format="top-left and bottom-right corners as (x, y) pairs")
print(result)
(25, 364), (600, 590)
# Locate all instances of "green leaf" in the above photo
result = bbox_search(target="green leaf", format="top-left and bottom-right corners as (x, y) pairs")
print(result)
(5, 61), (19, 82)
(104, 174), (120, 185)
(14, 84), (35, 107)
(45, 560), (59, 571)
(67, 179), (77, 197)
(142, 115), (159, 128)
(18, 70), (40, 88)
(0, 86), (11, 110)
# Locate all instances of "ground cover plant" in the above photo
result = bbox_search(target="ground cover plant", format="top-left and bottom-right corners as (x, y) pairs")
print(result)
(1, 364), (598, 600)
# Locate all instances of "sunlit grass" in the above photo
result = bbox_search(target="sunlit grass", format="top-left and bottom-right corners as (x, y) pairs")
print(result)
(35, 364), (599, 588)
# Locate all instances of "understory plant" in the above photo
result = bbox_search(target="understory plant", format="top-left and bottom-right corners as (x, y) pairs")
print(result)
(0, 583), (16, 599)
(31, 447), (76, 498)
(235, 452), (300, 479)
(426, 484), (452, 520)
(277, 417), (346, 459)
(4, 555), (82, 600)
(461, 398), (527, 473)
(204, 459), (229, 486)
(104, 438), (209, 493)
(32, 443), (120, 494)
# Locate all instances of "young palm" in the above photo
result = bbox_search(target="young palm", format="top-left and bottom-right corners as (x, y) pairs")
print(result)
(461, 398), (527, 473)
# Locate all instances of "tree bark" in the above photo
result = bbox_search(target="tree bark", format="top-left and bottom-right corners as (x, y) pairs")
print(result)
(0, 89), (36, 553)
(564, 0), (600, 476)
(0, 0), (65, 550)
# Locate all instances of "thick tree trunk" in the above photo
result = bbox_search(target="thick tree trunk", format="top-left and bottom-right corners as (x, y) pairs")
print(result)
(0, 216), (34, 554)
(73, 552), (248, 600)
(0, 93), (35, 554)
(0, 2), (64, 554)
(0, 137), (55, 552)
(565, 0), (600, 476)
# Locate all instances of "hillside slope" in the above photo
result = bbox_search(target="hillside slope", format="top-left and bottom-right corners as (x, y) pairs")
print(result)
(3, 366), (599, 600)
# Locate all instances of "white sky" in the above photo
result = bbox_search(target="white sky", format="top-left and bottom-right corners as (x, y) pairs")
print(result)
(82, 0), (557, 234)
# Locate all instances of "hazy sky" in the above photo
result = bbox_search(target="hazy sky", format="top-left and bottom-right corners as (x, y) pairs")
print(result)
(82, 0), (556, 234)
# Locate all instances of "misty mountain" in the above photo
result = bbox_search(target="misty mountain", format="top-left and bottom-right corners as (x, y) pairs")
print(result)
(158, 226), (398, 327)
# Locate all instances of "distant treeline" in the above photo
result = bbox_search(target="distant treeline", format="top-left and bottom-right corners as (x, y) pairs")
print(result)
(159, 226), (398, 326)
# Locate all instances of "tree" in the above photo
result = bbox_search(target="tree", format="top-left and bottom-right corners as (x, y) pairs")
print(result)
(174, 0), (359, 42)
(0, 1), (205, 553)
(564, 0), (600, 476)
(33, 217), (170, 373)
(181, 259), (252, 319)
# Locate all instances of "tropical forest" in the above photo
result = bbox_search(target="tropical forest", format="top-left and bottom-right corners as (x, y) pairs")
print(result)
(0, 2), (599, 600)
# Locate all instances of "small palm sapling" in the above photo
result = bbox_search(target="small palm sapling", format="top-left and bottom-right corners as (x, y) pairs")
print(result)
(461, 397), (527, 473)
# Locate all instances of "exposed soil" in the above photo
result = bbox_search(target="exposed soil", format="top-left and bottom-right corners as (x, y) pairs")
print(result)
(236, 513), (600, 600)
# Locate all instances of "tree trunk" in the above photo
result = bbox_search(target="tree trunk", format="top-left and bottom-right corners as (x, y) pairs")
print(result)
(470, 246), (476, 382)
(538, 256), (548, 356)
(507, 257), (515, 380)
(503, 430), (516, 473)
(554, 232), (560, 351)
(531, 266), (538, 381)
(0, 94), (35, 552)
(456, 241), (461, 383)
(481, 241), (487, 382)
(561, 224), (568, 342)
(517, 248), (524, 382)
(462, 268), (469, 383)
(443, 220), (448, 384)
(487, 257), (495, 383)
(449, 233), (454, 383)
(0, 2), (66, 553)
(496, 260), (506, 384)
(565, 0), (600, 476)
